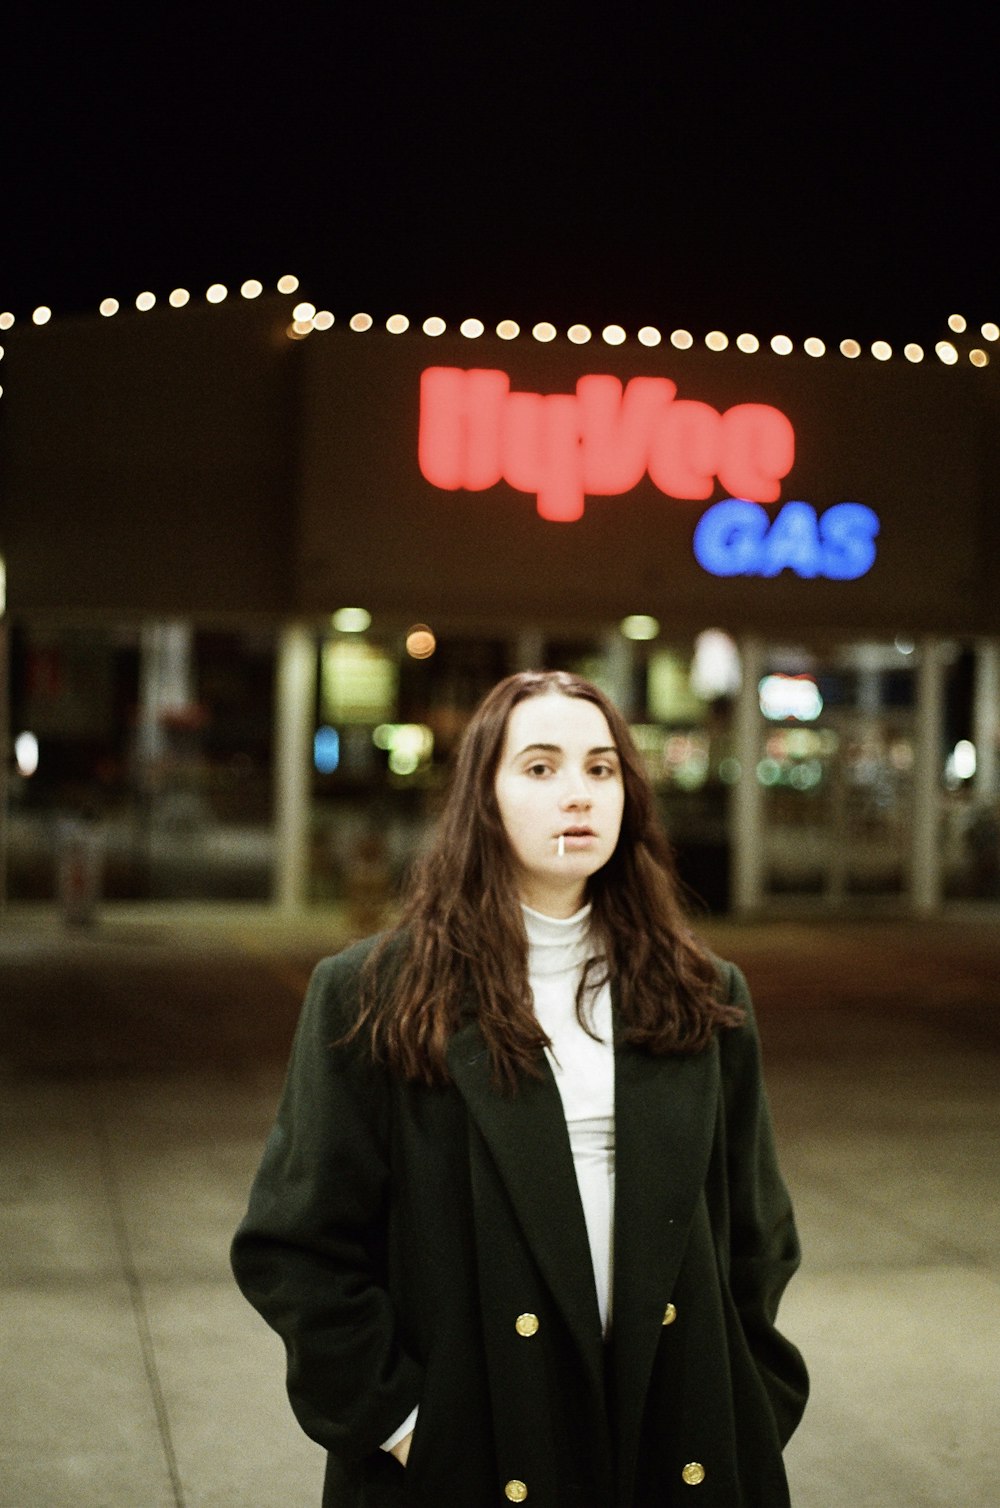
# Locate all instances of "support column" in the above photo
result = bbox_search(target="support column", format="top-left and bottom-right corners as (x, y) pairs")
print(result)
(512, 631), (545, 672)
(911, 637), (946, 915)
(603, 629), (635, 717)
(0, 611), (8, 923)
(731, 637), (765, 916)
(973, 638), (999, 801)
(273, 624), (317, 910)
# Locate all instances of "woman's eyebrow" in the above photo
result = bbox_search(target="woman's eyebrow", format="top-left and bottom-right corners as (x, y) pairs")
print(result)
(514, 742), (562, 758)
(513, 743), (619, 758)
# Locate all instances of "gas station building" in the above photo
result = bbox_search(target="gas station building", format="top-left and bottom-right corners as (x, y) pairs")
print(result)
(2, 290), (998, 915)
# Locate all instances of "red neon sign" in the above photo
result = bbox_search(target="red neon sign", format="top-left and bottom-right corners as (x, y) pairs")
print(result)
(418, 367), (795, 522)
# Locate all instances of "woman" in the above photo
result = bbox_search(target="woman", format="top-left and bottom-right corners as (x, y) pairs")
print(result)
(232, 670), (807, 1507)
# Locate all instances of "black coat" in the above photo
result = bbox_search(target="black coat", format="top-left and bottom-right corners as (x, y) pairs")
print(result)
(231, 937), (808, 1507)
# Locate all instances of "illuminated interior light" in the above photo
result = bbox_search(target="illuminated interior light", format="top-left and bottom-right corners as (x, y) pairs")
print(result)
(459, 318), (485, 338)
(285, 322), (309, 340)
(840, 339), (861, 358)
(690, 629), (741, 699)
(770, 334), (793, 355)
(0, 313), (14, 330)
(277, 275), (299, 294)
(871, 340), (892, 361)
(970, 348), (989, 367)
(376, 722), (434, 775)
(405, 624), (437, 659)
(637, 326), (662, 347)
(135, 292), (156, 312)
(669, 329), (693, 350)
(759, 674), (823, 722)
(0, 346), (4, 360)
(422, 316), (446, 336)
(497, 319), (520, 340)
(0, 384), (3, 398)
(567, 324), (592, 344)
(240, 279), (263, 299)
(981, 322), (999, 342)
(386, 313), (409, 333)
(169, 288), (190, 307)
(292, 319), (314, 335)
(293, 301), (317, 322)
(532, 322), (557, 342)
(620, 614), (660, 641)
(803, 337), (825, 357)
(705, 330), (728, 351)
(350, 312), (374, 332)
(904, 343), (924, 362)
(14, 731), (40, 778)
(331, 607), (371, 633)
(32, 306), (53, 325)
(935, 341), (958, 365)
(602, 324), (626, 345)
(99, 298), (119, 317)
(947, 313), (966, 333)
(949, 739), (976, 781)
(206, 284), (227, 304)
(313, 726), (340, 775)
(736, 333), (759, 353)
(313, 310), (335, 331)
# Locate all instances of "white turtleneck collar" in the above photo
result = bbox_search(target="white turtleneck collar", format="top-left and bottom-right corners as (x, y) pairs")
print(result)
(521, 901), (594, 977)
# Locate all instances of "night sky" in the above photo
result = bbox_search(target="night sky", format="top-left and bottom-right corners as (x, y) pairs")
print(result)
(3, 5), (997, 348)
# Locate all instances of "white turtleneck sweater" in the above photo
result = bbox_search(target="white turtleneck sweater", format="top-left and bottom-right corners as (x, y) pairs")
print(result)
(381, 902), (616, 1454)
(522, 901), (616, 1337)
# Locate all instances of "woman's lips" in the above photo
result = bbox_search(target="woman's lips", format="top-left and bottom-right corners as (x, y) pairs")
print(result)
(558, 827), (596, 848)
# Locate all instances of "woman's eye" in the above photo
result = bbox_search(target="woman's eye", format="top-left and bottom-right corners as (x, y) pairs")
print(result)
(590, 762), (617, 778)
(525, 762), (551, 777)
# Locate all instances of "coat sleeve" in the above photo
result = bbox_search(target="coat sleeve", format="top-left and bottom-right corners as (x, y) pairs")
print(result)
(718, 961), (809, 1446)
(230, 946), (424, 1461)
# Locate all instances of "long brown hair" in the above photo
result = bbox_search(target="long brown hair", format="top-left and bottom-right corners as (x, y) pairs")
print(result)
(355, 670), (743, 1088)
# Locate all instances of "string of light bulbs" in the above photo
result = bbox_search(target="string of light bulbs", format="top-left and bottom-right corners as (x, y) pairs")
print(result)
(0, 275), (995, 396)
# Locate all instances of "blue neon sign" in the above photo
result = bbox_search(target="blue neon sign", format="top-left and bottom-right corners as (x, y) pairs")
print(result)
(693, 499), (880, 580)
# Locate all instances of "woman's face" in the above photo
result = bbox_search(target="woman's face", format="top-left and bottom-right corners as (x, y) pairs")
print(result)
(493, 692), (625, 918)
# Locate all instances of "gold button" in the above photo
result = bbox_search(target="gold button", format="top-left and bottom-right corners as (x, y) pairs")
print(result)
(504, 1480), (528, 1502)
(682, 1462), (705, 1486)
(662, 1303), (678, 1325)
(515, 1313), (539, 1337)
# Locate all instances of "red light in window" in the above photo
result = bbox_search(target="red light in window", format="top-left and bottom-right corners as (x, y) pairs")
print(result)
(418, 367), (795, 521)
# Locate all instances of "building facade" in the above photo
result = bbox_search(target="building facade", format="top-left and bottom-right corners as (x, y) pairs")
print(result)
(2, 294), (998, 914)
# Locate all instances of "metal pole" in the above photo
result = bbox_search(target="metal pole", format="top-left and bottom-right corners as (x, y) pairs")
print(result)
(0, 614), (9, 923)
(731, 636), (764, 916)
(603, 629), (634, 717)
(911, 637), (945, 914)
(973, 637), (999, 801)
(273, 623), (316, 910)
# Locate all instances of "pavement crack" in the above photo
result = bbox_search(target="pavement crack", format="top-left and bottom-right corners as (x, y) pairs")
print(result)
(90, 1094), (187, 1508)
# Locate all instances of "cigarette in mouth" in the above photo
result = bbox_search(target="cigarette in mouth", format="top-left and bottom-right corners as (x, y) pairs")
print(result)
(557, 834), (565, 858)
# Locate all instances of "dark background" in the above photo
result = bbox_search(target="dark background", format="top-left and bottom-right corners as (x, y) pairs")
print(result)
(3, 3), (997, 345)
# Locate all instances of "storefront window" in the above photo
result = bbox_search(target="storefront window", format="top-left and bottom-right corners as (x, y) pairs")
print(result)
(7, 622), (275, 901)
(757, 642), (916, 902)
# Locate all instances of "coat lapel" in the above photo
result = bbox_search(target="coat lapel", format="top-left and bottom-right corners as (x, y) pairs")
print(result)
(610, 1031), (721, 1497)
(446, 1020), (605, 1380)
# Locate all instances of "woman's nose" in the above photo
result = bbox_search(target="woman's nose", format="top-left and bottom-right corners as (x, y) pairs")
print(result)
(561, 782), (592, 808)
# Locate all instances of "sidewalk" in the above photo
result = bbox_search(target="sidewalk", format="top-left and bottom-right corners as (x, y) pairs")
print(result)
(1, 903), (998, 1506)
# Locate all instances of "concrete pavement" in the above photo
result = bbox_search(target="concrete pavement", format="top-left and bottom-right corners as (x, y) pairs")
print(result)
(1, 903), (998, 1506)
